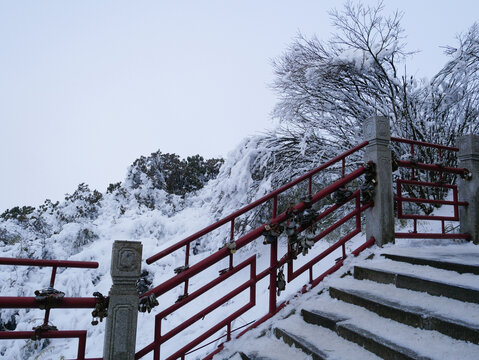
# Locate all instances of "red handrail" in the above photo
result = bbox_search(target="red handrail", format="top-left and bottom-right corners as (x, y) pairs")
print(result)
(137, 141), (374, 360)
(141, 166), (366, 300)
(0, 297), (97, 308)
(0, 257), (98, 268)
(146, 141), (369, 265)
(396, 160), (467, 174)
(391, 136), (459, 151)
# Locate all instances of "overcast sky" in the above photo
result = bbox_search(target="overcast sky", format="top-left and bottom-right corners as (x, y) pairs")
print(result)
(1, 0), (478, 212)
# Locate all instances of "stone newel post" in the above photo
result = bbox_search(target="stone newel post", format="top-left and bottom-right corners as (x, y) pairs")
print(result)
(363, 116), (395, 246)
(457, 134), (479, 244)
(103, 241), (142, 360)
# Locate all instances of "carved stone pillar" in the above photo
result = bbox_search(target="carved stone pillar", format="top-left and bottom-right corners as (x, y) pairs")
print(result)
(457, 134), (479, 244)
(103, 241), (142, 360)
(363, 116), (395, 246)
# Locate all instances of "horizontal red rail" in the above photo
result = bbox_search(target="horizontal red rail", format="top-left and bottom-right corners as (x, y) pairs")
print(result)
(391, 137), (459, 151)
(396, 179), (458, 189)
(0, 296), (97, 308)
(157, 257), (256, 320)
(395, 233), (470, 239)
(0, 330), (87, 360)
(146, 141), (369, 264)
(394, 196), (468, 207)
(0, 257), (98, 269)
(398, 214), (458, 221)
(397, 160), (467, 175)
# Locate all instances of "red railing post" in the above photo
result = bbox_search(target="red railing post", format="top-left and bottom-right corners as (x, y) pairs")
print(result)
(269, 195), (278, 314)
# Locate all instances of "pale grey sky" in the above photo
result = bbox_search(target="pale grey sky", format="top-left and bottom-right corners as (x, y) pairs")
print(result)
(1, 0), (478, 212)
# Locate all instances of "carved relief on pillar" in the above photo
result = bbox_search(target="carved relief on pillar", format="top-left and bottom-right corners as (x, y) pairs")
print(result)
(110, 241), (142, 280)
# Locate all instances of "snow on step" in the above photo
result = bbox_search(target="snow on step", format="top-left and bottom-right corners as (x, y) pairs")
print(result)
(331, 277), (479, 326)
(381, 244), (479, 266)
(274, 313), (381, 360)
(214, 330), (312, 360)
(300, 292), (479, 360)
(359, 255), (479, 289)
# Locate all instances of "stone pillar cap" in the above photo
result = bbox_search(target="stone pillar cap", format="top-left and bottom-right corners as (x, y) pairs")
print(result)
(110, 240), (142, 279)
(363, 116), (391, 142)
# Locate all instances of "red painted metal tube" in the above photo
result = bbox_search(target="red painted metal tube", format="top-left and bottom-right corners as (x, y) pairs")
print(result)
(243, 237), (375, 339)
(395, 232), (470, 239)
(290, 228), (361, 282)
(201, 236), (376, 360)
(397, 160), (467, 175)
(311, 202), (371, 244)
(398, 214), (458, 221)
(0, 329), (87, 339)
(310, 259), (345, 288)
(135, 342), (155, 359)
(394, 196), (468, 206)
(165, 302), (254, 360)
(396, 179), (458, 189)
(160, 279), (255, 344)
(310, 236), (375, 288)
(0, 257), (99, 268)
(391, 137), (459, 151)
(142, 167), (366, 299)
(288, 204), (362, 282)
(269, 239), (277, 315)
(146, 142), (369, 264)
(293, 190), (360, 235)
(351, 237), (376, 256)
(0, 330), (88, 360)
(0, 297), (97, 309)
(156, 256), (255, 319)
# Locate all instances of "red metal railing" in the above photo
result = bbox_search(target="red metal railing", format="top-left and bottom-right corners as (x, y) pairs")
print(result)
(137, 141), (376, 360)
(0, 257), (101, 360)
(391, 137), (470, 240)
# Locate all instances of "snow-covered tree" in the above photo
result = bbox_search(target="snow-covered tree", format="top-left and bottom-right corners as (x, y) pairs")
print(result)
(269, 1), (479, 211)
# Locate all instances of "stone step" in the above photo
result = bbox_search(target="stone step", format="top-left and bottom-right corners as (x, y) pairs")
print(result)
(329, 286), (479, 344)
(237, 352), (276, 360)
(300, 292), (479, 359)
(353, 265), (479, 304)
(301, 309), (431, 360)
(380, 253), (479, 275)
(217, 331), (313, 360)
(273, 327), (329, 360)
(271, 312), (382, 360)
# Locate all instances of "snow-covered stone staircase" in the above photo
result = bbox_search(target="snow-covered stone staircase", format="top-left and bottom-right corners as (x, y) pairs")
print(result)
(222, 245), (479, 360)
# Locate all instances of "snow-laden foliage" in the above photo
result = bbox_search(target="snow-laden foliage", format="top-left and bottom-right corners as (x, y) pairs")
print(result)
(271, 1), (479, 208)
